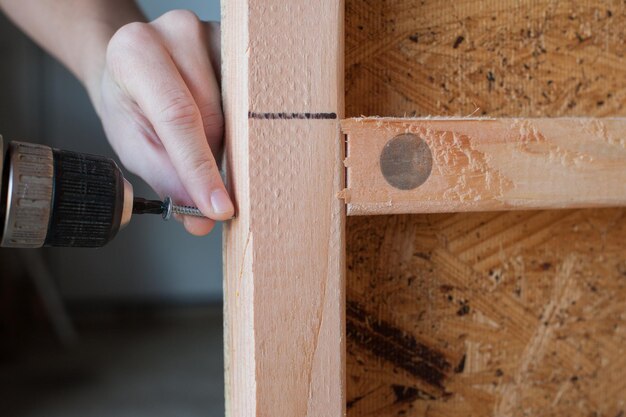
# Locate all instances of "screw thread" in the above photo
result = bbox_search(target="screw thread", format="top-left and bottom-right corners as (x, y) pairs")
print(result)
(171, 204), (204, 217)
(162, 196), (206, 220)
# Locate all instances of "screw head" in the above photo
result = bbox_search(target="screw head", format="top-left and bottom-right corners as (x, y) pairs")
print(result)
(162, 196), (173, 220)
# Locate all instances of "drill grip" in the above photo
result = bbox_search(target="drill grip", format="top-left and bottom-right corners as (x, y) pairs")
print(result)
(44, 149), (125, 247)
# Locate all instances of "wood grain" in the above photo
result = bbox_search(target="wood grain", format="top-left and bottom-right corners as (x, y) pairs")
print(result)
(346, 0), (626, 415)
(222, 0), (345, 416)
(347, 211), (626, 416)
(346, 0), (626, 119)
(342, 117), (626, 215)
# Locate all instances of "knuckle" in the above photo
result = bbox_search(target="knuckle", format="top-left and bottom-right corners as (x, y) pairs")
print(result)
(158, 93), (200, 128)
(157, 9), (202, 34)
(106, 22), (154, 72)
(108, 22), (153, 53)
(183, 155), (219, 186)
(198, 102), (224, 131)
(192, 157), (217, 177)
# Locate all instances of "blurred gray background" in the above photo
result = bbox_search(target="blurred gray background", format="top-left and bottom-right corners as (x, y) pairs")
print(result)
(0, 0), (223, 302)
(0, 2), (225, 416)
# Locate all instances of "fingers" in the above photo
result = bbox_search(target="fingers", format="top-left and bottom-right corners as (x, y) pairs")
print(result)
(106, 20), (234, 221)
(145, 156), (217, 236)
(183, 216), (216, 236)
(121, 137), (216, 235)
(151, 11), (223, 158)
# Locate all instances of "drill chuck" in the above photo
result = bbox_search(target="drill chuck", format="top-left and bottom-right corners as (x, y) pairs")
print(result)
(1, 136), (133, 248)
(0, 136), (210, 249)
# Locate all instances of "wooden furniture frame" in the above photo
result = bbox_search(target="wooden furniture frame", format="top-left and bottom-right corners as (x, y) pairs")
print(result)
(222, 1), (626, 415)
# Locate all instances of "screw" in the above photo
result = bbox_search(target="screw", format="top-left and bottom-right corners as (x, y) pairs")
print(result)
(162, 196), (206, 220)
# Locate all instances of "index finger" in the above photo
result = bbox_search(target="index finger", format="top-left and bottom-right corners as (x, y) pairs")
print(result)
(106, 22), (234, 220)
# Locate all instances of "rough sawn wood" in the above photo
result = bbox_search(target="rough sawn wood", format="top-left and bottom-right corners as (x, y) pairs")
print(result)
(342, 117), (626, 215)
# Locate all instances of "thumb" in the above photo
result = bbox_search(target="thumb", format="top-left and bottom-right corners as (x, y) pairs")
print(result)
(106, 22), (234, 220)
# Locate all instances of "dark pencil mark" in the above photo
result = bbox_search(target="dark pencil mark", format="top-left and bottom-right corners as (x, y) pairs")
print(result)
(248, 111), (337, 120)
(347, 300), (452, 392)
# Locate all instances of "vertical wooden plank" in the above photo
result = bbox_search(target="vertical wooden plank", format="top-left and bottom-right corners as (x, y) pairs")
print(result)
(222, 1), (345, 416)
(221, 0), (254, 415)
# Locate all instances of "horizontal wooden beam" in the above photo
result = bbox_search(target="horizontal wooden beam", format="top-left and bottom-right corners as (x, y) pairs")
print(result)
(342, 117), (626, 216)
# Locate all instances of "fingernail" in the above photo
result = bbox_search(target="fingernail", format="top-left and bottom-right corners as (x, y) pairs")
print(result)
(210, 189), (234, 215)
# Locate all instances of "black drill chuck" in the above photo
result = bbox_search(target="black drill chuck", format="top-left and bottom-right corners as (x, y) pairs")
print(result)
(45, 148), (127, 247)
(0, 137), (133, 248)
(0, 136), (209, 248)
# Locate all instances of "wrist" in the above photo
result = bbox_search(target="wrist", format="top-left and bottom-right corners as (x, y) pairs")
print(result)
(76, 20), (116, 115)
(77, 8), (147, 114)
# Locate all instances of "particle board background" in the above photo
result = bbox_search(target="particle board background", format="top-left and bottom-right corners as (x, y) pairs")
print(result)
(345, 1), (626, 416)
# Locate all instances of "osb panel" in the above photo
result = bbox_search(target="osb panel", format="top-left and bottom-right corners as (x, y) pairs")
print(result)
(346, 0), (626, 118)
(347, 211), (626, 416)
(346, 0), (626, 416)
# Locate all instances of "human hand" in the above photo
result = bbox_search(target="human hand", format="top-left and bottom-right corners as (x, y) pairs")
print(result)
(89, 10), (231, 236)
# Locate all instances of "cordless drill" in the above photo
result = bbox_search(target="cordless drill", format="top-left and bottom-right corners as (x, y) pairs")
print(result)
(0, 135), (206, 248)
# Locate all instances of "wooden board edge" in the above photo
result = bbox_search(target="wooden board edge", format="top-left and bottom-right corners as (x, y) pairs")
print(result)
(342, 117), (626, 215)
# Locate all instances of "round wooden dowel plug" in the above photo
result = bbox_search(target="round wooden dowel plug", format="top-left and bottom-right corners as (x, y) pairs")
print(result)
(379, 133), (433, 190)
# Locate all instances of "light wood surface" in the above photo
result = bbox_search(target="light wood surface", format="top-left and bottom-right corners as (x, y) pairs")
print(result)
(222, 0), (345, 416)
(346, 0), (626, 415)
(343, 117), (626, 215)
